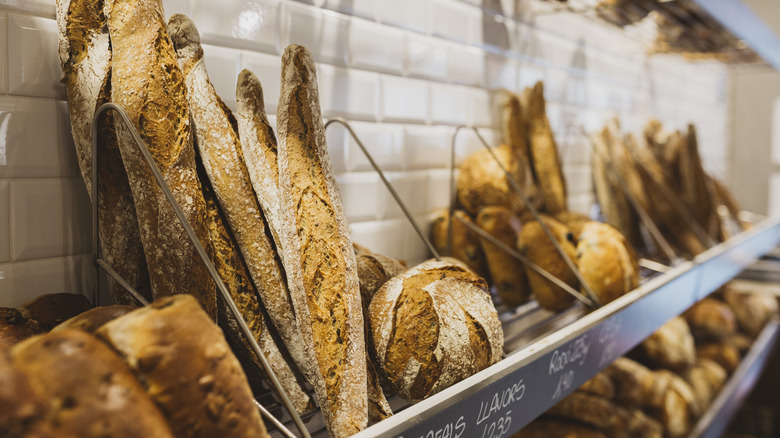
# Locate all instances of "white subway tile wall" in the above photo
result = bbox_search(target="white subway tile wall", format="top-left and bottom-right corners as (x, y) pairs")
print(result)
(0, 0), (732, 305)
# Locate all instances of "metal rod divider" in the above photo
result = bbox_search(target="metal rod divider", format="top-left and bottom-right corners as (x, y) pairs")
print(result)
(91, 103), (308, 438)
(324, 117), (441, 261)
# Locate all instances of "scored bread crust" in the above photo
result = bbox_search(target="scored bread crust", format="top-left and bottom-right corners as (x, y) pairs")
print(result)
(276, 44), (367, 437)
(576, 221), (639, 306)
(56, 0), (151, 304)
(97, 295), (268, 438)
(103, 0), (216, 316)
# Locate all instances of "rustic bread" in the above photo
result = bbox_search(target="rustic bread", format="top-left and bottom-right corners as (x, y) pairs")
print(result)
(579, 371), (615, 399)
(354, 245), (407, 313)
(500, 89), (530, 160)
(0, 307), (46, 347)
(639, 317), (696, 371)
(553, 210), (590, 240)
(682, 297), (737, 341)
(0, 346), (52, 437)
(431, 209), (489, 280)
(104, 0), (216, 317)
(97, 295), (268, 437)
(368, 258), (503, 401)
(602, 357), (660, 408)
(53, 305), (135, 333)
(696, 341), (741, 374)
(13, 329), (174, 438)
(722, 285), (779, 337)
(512, 417), (607, 438)
(276, 44), (367, 437)
(516, 217), (578, 311)
(22, 293), (92, 329)
(680, 358), (726, 408)
(475, 206), (531, 306)
(677, 125), (722, 241)
(547, 391), (663, 438)
(576, 221), (639, 305)
(650, 370), (701, 438)
(56, 0), (151, 305)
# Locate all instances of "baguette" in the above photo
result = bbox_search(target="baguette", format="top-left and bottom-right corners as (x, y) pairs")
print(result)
(56, 0), (151, 304)
(276, 44), (367, 437)
(104, 0), (216, 316)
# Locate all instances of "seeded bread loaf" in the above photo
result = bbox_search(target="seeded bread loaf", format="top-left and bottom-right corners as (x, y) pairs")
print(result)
(431, 209), (489, 280)
(104, 0), (216, 317)
(369, 258), (503, 401)
(12, 329), (174, 438)
(276, 44), (367, 437)
(576, 221), (639, 305)
(56, 0), (151, 305)
(97, 295), (268, 438)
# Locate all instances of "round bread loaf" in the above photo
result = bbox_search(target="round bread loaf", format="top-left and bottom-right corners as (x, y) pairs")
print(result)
(722, 286), (779, 338)
(354, 246), (407, 311)
(368, 258), (503, 401)
(430, 209), (489, 280)
(0, 307), (46, 347)
(640, 317), (696, 371)
(576, 221), (639, 306)
(21, 293), (92, 329)
(696, 341), (741, 374)
(553, 210), (591, 240)
(680, 358), (726, 408)
(682, 297), (736, 341)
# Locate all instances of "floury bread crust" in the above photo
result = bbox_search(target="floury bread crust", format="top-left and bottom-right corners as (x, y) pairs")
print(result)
(576, 221), (639, 306)
(56, 0), (151, 304)
(276, 44), (367, 437)
(369, 258), (503, 402)
(104, 0), (216, 317)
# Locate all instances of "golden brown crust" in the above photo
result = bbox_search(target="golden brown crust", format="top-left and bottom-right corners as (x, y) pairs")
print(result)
(105, 0), (216, 317)
(53, 305), (135, 333)
(696, 341), (741, 374)
(682, 297), (737, 340)
(722, 286), (779, 338)
(524, 82), (566, 214)
(602, 357), (657, 408)
(640, 317), (696, 371)
(576, 221), (639, 305)
(680, 358), (726, 408)
(97, 295), (268, 438)
(12, 329), (174, 438)
(475, 206), (531, 306)
(0, 346), (52, 437)
(579, 371), (615, 399)
(677, 125), (722, 242)
(355, 249), (407, 312)
(500, 90), (531, 168)
(430, 209), (489, 280)
(553, 211), (591, 240)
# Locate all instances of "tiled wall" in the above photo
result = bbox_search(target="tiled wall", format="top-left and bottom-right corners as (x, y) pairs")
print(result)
(0, 0), (730, 306)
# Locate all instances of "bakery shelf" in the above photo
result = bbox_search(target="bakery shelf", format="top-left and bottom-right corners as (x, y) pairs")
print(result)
(351, 217), (780, 438)
(688, 316), (780, 438)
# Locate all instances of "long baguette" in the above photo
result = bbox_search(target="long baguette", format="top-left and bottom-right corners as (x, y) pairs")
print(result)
(277, 44), (368, 437)
(56, 0), (151, 304)
(104, 0), (216, 316)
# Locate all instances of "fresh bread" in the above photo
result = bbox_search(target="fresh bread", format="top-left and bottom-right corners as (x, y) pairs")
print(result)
(500, 89), (530, 160)
(97, 295), (268, 438)
(512, 417), (607, 438)
(276, 44), (367, 437)
(682, 297), (737, 340)
(53, 305), (135, 333)
(12, 329), (174, 437)
(602, 357), (660, 408)
(354, 245), (407, 312)
(0, 346), (52, 437)
(639, 317), (696, 371)
(576, 221), (639, 305)
(696, 341), (741, 374)
(680, 358), (726, 408)
(56, 0), (151, 305)
(722, 285), (779, 337)
(475, 206), (531, 306)
(0, 307), (46, 347)
(650, 370), (701, 438)
(369, 258), (503, 401)
(579, 371), (615, 399)
(104, 0), (216, 317)
(553, 210), (591, 240)
(516, 217), (578, 311)
(677, 125), (722, 241)
(431, 209), (489, 280)
(547, 391), (663, 438)
(22, 293), (92, 329)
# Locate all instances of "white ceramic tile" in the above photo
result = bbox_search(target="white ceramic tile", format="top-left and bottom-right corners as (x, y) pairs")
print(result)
(324, 121), (347, 173)
(567, 191), (594, 215)
(335, 172), (380, 222)
(348, 18), (405, 75)
(0, 97), (80, 179)
(484, 53), (517, 90)
(317, 64), (378, 120)
(0, 0), (55, 18)
(0, 12), (6, 95)
(380, 75), (428, 123)
(163, 0), (193, 16)
(467, 88), (494, 128)
(518, 63), (547, 89)
(475, 9), (513, 52)
(427, 0), (476, 43)
(403, 213), (435, 265)
(564, 164), (591, 195)
(10, 178), (92, 262)
(202, 44), (242, 110)
(449, 43), (485, 87)
(430, 83), (469, 126)
(426, 168), (453, 211)
(8, 14), (65, 99)
(343, 121), (405, 172)
(0, 181), (8, 263)
(280, 3), (350, 66)
(379, 171), (428, 220)
(193, 0), (280, 54)
(404, 125), (453, 170)
(405, 34), (449, 82)
(240, 51), (282, 114)
(376, 0), (428, 33)
(324, 0), (377, 20)
(0, 254), (93, 307)
(349, 218), (407, 261)
(453, 126), (498, 165)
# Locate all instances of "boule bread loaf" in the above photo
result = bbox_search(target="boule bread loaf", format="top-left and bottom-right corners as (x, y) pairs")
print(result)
(97, 295), (268, 438)
(640, 317), (696, 371)
(475, 206), (531, 306)
(104, 0), (216, 317)
(369, 258), (503, 401)
(354, 245), (407, 314)
(547, 391), (663, 438)
(680, 358), (726, 408)
(722, 285), (779, 337)
(276, 44), (367, 437)
(22, 293), (92, 329)
(696, 341), (741, 374)
(682, 297), (736, 340)
(56, 0), (151, 305)
(576, 221), (639, 305)
(431, 209), (489, 280)
(579, 371), (615, 399)
(12, 329), (174, 438)
(650, 370), (701, 438)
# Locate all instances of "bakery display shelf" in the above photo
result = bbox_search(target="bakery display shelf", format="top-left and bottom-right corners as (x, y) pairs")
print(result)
(351, 217), (780, 438)
(689, 316), (780, 438)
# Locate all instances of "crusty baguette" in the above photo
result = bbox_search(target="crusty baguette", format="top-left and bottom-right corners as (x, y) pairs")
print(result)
(167, 15), (311, 398)
(97, 295), (269, 438)
(104, 0), (216, 316)
(56, 0), (151, 304)
(276, 44), (367, 437)
(500, 89), (530, 164)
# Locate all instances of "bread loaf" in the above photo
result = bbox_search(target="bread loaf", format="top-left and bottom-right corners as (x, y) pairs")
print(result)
(56, 0), (151, 305)
(12, 329), (174, 437)
(723, 285), (779, 337)
(354, 245), (407, 314)
(53, 305), (135, 333)
(576, 221), (639, 305)
(0, 346), (52, 437)
(602, 357), (660, 408)
(553, 210), (590, 240)
(22, 293), (92, 329)
(512, 417), (607, 438)
(516, 217), (578, 311)
(97, 295), (268, 438)
(547, 391), (663, 438)
(696, 341), (740, 374)
(0, 307), (46, 347)
(682, 297), (737, 340)
(639, 317), (696, 371)
(500, 89), (530, 160)
(276, 44), (367, 437)
(579, 371), (615, 399)
(104, 0), (216, 317)
(677, 125), (722, 241)
(680, 358), (726, 408)
(431, 209), (489, 280)
(369, 258), (503, 401)
(475, 206), (531, 306)
(650, 370), (701, 438)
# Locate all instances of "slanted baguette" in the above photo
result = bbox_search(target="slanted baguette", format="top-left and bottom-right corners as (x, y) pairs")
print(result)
(276, 44), (368, 437)
(104, 0), (216, 317)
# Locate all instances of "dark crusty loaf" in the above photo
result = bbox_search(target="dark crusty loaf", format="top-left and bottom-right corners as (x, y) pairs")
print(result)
(576, 221), (639, 306)
(0, 307), (46, 347)
(12, 329), (174, 437)
(104, 0), (216, 317)
(56, 0), (151, 305)
(431, 209), (489, 280)
(22, 293), (92, 329)
(276, 44), (367, 437)
(0, 346), (52, 437)
(369, 258), (503, 401)
(97, 295), (268, 438)
(53, 304), (135, 333)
